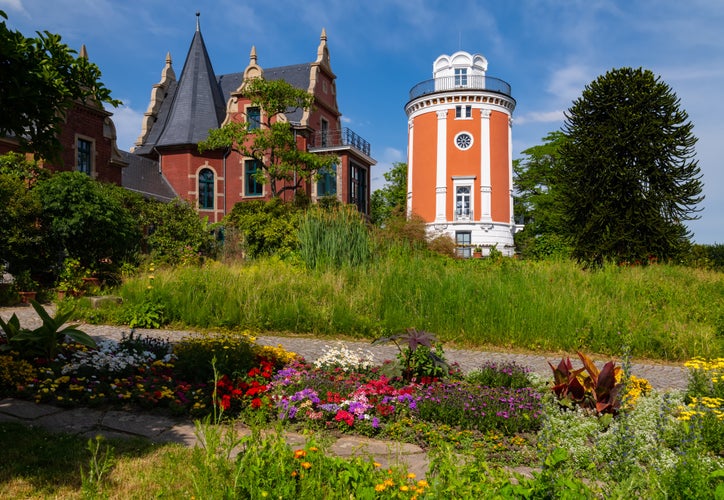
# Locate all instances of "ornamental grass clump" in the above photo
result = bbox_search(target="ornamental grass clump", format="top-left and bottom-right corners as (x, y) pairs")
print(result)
(413, 382), (543, 434)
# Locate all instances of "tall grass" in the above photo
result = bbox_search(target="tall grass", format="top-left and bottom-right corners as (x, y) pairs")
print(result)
(297, 205), (372, 270)
(99, 255), (722, 361)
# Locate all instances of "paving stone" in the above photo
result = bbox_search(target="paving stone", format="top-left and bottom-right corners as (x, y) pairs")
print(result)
(157, 422), (200, 446)
(331, 436), (423, 457)
(101, 410), (178, 438)
(0, 398), (64, 420)
(35, 407), (103, 434)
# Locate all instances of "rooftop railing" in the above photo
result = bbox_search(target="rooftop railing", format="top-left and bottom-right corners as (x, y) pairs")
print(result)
(308, 127), (371, 157)
(408, 75), (512, 101)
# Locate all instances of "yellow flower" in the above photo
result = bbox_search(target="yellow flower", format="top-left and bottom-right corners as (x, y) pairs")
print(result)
(300, 461), (312, 469)
(374, 484), (386, 492)
(373, 462), (381, 468)
(400, 485), (409, 492)
(407, 472), (416, 479)
(417, 480), (429, 488)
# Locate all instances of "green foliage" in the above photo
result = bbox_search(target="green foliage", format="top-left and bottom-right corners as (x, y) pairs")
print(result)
(374, 328), (450, 381)
(223, 198), (302, 259)
(80, 436), (115, 498)
(370, 161), (407, 226)
(467, 361), (533, 389)
(0, 300), (95, 359)
(513, 131), (571, 259)
(557, 67), (704, 267)
(36, 171), (141, 273)
(0, 10), (120, 161)
(199, 77), (337, 198)
(172, 332), (257, 383)
(297, 204), (372, 269)
(684, 243), (724, 271)
(56, 257), (84, 293)
(549, 352), (623, 414)
(142, 198), (216, 265)
(0, 154), (46, 276)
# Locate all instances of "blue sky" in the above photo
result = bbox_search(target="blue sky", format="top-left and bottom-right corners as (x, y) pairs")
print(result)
(2, 0), (722, 244)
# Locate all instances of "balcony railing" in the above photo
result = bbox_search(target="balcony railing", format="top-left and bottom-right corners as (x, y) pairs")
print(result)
(408, 75), (512, 101)
(308, 127), (371, 157)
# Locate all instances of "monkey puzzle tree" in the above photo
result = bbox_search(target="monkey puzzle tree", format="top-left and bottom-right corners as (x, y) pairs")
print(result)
(199, 77), (336, 198)
(555, 67), (703, 266)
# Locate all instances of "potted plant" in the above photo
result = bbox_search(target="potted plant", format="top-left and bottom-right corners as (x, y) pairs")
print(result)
(13, 270), (39, 303)
(473, 245), (483, 258)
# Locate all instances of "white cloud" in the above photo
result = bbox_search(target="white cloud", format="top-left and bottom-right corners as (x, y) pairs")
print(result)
(106, 103), (144, 152)
(0, 0), (26, 14)
(371, 147), (404, 192)
(515, 110), (565, 126)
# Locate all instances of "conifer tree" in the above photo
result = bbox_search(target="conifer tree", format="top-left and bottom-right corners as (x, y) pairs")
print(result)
(556, 67), (703, 266)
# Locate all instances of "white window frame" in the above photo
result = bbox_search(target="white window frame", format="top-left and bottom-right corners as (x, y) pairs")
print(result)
(455, 105), (472, 120)
(453, 176), (476, 221)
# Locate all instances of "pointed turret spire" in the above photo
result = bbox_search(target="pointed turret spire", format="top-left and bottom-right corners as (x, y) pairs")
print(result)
(79, 44), (88, 59)
(315, 28), (331, 70)
(241, 45), (263, 82)
(155, 17), (226, 146)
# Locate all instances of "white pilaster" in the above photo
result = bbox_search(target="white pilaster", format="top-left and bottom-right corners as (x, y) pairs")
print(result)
(407, 119), (414, 216)
(435, 109), (448, 222)
(480, 109), (492, 221)
(508, 116), (514, 223)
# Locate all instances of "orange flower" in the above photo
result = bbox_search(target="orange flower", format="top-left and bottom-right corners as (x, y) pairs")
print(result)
(293, 449), (306, 459)
(300, 461), (312, 469)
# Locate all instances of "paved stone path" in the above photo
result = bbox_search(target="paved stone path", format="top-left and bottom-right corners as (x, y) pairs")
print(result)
(1, 304), (690, 391)
(0, 304), (692, 479)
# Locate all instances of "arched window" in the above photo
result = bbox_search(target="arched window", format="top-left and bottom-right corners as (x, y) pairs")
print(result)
(198, 168), (214, 209)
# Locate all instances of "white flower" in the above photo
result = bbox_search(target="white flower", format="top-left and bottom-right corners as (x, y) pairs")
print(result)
(313, 342), (376, 372)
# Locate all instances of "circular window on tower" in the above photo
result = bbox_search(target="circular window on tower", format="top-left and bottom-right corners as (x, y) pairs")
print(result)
(454, 132), (473, 150)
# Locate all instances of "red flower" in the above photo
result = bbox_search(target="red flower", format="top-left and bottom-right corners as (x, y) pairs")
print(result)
(326, 391), (343, 403)
(334, 409), (355, 426)
(251, 397), (263, 408)
(376, 404), (395, 416)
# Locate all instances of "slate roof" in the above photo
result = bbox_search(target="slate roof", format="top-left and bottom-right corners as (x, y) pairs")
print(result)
(154, 29), (226, 148)
(135, 25), (315, 156)
(120, 151), (177, 201)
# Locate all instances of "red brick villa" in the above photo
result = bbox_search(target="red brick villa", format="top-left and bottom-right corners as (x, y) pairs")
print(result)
(126, 16), (376, 221)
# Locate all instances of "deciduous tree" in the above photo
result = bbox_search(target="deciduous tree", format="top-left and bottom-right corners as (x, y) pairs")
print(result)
(199, 77), (336, 198)
(370, 161), (407, 226)
(555, 67), (703, 266)
(0, 11), (120, 160)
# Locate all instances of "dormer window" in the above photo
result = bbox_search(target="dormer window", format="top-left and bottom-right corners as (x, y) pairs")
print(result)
(247, 106), (261, 130)
(455, 68), (468, 87)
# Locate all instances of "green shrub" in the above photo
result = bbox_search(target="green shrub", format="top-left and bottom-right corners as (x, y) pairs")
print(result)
(223, 198), (302, 259)
(172, 332), (257, 383)
(142, 198), (216, 265)
(36, 171), (141, 275)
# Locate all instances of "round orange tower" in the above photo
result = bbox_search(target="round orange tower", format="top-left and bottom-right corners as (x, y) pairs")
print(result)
(405, 51), (519, 257)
